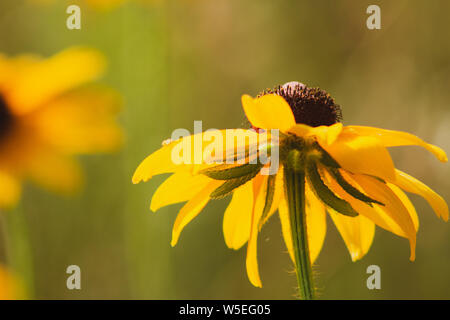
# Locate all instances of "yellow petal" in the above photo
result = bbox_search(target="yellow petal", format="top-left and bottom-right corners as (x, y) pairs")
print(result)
(323, 132), (396, 181)
(388, 183), (419, 231)
(348, 174), (417, 261)
(223, 181), (254, 250)
(33, 87), (122, 154)
(171, 180), (221, 247)
(241, 94), (296, 131)
(133, 141), (182, 184)
(25, 152), (83, 194)
(278, 198), (294, 265)
(259, 170), (285, 228)
(288, 123), (343, 145)
(151, 172), (212, 212)
(7, 47), (106, 115)
(305, 185), (327, 264)
(394, 169), (449, 221)
(0, 171), (21, 209)
(324, 170), (417, 260)
(346, 126), (448, 162)
(328, 209), (375, 262)
(133, 129), (235, 184)
(246, 175), (265, 287)
(278, 185), (327, 266)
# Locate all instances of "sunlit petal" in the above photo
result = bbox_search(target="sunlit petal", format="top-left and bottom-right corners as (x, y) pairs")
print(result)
(348, 174), (417, 261)
(346, 126), (448, 162)
(151, 172), (212, 212)
(289, 123), (343, 145)
(241, 94), (296, 131)
(329, 208), (375, 261)
(223, 181), (254, 250)
(323, 132), (396, 181)
(246, 175), (265, 287)
(394, 169), (449, 221)
(171, 180), (222, 247)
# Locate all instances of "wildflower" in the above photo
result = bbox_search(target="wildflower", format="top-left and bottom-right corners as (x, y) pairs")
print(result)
(0, 47), (122, 208)
(133, 81), (448, 298)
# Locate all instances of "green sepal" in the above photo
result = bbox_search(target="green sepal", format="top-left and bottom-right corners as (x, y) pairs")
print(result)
(220, 143), (261, 163)
(306, 161), (358, 217)
(329, 168), (384, 206)
(314, 142), (340, 168)
(210, 169), (261, 199)
(200, 163), (263, 180)
(258, 174), (276, 229)
(286, 149), (304, 172)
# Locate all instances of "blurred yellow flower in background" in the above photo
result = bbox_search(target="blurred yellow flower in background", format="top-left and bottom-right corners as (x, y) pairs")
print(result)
(0, 47), (122, 208)
(31, 0), (159, 10)
(0, 265), (25, 300)
(133, 82), (448, 294)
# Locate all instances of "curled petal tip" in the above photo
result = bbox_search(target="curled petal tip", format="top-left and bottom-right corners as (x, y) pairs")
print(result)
(350, 252), (361, 262)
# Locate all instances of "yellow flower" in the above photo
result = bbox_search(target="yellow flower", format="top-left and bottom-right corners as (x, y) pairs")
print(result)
(0, 47), (122, 208)
(133, 81), (448, 288)
(0, 265), (25, 300)
(31, 0), (158, 10)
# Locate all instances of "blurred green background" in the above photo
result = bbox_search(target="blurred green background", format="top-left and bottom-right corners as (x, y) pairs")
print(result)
(0, 0), (449, 299)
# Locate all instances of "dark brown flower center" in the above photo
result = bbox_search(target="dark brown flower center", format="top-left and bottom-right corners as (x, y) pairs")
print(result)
(0, 94), (14, 139)
(260, 81), (342, 127)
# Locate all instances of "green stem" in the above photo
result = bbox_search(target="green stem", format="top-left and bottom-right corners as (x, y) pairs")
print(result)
(1, 203), (35, 298)
(284, 166), (315, 300)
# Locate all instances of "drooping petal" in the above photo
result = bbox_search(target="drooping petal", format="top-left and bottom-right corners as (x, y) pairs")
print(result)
(394, 169), (449, 221)
(288, 123), (343, 145)
(259, 170), (285, 227)
(150, 172), (212, 212)
(346, 174), (417, 261)
(345, 126), (448, 163)
(305, 184), (327, 264)
(324, 170), (417, 260)
(246, 175), (265, 287)
(241, 94), (296, 132)
(278, 185), (327, 266)
(223, 181), (254, 250)
(0, 171), (21, 208)
(170, 180), (222, 247)
(328, 208), (375, 261)
(7, 47), (106, 115)
(322, 132), (396, 181)
(388, 183), (419, 231)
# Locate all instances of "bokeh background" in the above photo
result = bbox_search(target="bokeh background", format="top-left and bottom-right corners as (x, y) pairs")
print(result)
(0, 0), (449, 299)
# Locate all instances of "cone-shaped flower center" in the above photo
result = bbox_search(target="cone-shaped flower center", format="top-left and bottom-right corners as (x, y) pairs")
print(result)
(263, 81), (342, 127)
(0, 95), (13, 140)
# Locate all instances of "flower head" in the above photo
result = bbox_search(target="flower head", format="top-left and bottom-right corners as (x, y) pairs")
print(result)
(0, 47), (122, 208)
(133, 81), (448, 288)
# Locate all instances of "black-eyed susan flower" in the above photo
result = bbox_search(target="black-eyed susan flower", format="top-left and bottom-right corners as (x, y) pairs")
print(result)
(133, 81), (448, 299)
(0, 47), (122, 208)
